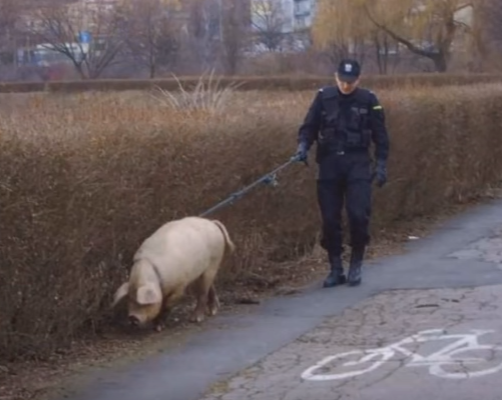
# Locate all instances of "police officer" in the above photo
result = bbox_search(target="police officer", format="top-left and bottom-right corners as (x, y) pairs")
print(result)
(295, 59), (390, 288)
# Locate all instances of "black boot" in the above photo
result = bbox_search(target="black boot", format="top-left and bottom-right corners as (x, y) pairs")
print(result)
(348, 247), (365, 286)
(323, 253), (347, 288)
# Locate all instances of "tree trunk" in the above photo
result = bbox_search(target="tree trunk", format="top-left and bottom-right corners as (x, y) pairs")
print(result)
(431, 53), (448, 72)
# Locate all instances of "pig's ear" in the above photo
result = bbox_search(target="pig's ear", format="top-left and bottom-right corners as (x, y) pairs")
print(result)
(112, 282), (129, 307)
(136, 284), (162, 305)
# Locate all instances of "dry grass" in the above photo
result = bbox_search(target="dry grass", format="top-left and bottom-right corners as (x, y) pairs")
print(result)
(1, 82), (502, 368)
(151, 70), (244, 113)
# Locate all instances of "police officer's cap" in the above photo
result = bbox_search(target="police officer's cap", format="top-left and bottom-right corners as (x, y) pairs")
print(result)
(336, 59), (361, 83)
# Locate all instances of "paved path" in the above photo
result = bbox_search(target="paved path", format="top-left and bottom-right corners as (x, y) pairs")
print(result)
(61, 197), (502, 400)
(201, 286), (502, 400)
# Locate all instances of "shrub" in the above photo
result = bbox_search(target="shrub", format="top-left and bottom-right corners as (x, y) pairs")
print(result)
(151, 71), (243, 113)
(1, 83), (502, 361)
(0, 73), (502, 93)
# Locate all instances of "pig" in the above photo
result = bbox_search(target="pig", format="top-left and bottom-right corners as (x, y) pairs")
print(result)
(112, 216), (235, 331)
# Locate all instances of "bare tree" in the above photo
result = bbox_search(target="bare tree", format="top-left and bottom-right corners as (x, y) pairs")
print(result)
(0, 0), (20, 64)
(371, 29), (401, 74)
(312, 0), (374, 71)
(120, 0), (180, 78)
(485, 0), (502, 44)
(184, 0), (222, 71)
(473, 0), (502, 62)
(22, 0), (125, 79)
(250, 0), (288, 52)
(220, 0), (248, 74)
(362, 0), (473, 72)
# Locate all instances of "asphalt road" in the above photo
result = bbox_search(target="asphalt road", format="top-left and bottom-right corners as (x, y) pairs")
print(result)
(60, 197), (502, 400)
(201, 286), (502, 400)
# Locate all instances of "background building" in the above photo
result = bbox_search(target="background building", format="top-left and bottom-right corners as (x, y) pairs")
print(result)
(249, 0), (317, 52)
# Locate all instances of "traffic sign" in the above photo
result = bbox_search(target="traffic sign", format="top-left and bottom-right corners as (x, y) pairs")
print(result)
(79, 31), (91, 44)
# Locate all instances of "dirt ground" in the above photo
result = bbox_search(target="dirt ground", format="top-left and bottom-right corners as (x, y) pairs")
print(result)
(1, 187), (500, 400)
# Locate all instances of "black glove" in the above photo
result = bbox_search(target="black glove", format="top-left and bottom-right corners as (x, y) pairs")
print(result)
(295, 142), (308, 163)
(374, 159), (387, 188)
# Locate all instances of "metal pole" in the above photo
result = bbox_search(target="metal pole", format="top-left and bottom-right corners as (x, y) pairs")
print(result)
(198, 155), (301, 218)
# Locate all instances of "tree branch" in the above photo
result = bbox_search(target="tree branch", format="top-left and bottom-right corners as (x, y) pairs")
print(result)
(363, 3), (440, 58)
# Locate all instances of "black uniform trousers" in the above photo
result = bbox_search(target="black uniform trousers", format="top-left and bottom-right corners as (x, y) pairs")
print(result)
(316, 151), (372, 257)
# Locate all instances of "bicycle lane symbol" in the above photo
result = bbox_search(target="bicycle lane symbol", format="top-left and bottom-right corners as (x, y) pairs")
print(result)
(300, 328), (502, 381)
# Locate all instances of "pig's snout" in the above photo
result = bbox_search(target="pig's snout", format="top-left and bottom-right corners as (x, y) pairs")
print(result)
(128, 315), (140, 326)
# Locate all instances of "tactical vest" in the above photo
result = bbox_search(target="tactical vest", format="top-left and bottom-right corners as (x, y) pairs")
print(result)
(316, 86), (373, 159)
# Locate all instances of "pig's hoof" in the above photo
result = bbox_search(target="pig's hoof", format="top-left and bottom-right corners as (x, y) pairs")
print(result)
(154, 323), (165, 332)
(190, 313), (205, 323)
(207, 307), (218, 316)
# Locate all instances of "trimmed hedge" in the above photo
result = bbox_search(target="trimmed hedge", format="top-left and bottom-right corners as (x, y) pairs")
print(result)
(1, 84), (502, 361)
(1, 73), (502, 93)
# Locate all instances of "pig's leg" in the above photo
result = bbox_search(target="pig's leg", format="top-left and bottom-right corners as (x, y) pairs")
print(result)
(189, 275), (210, 323)
(204, 262), (221, 317)
(164, 287), (185, 310)
(207, 284), (220, 316)
(152, 303), (170, 332)
(152, 288), (185, 332)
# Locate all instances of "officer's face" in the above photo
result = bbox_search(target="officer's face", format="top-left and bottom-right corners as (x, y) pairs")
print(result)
(335, 74), (359, 94)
